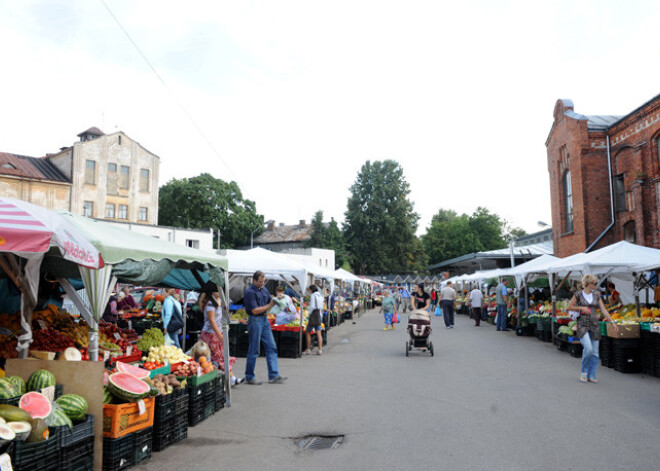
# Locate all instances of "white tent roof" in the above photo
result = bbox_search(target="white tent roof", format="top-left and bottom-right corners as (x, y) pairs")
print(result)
(546, 241), (660, 276)
(224, 248), (308, 290)
(334, 268), (363, 283)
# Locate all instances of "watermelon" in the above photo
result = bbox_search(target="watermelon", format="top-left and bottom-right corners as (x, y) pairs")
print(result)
(0, 378), (19, 399)
(8, 421), (31, 441)
(27, 370), (56, 392)
(19, 392), (52, 420)
(107, 373), (150, 402)
(55, 394), (88, 422)
(0, 405), (32, 423)
(116, 362), (150, 380)
(0, 425), (15, 442)
(5, 376), (26, 395)
(103, 387), (114, 405)
(50, 408), (72, 428)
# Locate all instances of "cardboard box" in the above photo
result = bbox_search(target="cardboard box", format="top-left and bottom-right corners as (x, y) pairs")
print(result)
(607, 323), (640, 339)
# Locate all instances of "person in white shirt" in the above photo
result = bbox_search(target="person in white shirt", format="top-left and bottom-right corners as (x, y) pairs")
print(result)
(303, 285), (325, 355)
(271, 286), (298, 325)
(469, 286), (483, 327)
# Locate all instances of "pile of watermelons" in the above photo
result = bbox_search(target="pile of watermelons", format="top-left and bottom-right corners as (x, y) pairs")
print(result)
(0, 369), (88, 444)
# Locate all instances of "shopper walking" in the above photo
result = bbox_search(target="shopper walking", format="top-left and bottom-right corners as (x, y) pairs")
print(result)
(303, 285), (324, 355)
(495, 279), (510, 331)
(243, 271), (287, 385)
(198, 281), (239, 386)
(430, 289), (438, 311)
(567, 274), (618, 383)
(400, 286), (412, 313)
(469, 286), (483, 327)
(379, 290), (396, 330)
(162, 288), (184, 348)
(392, 288), (401, 313)
(439, 281), (457, 328)
(412, 283), (431, 311)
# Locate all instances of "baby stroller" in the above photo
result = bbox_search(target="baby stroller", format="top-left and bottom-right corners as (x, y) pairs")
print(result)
(406, 309), (433, 356)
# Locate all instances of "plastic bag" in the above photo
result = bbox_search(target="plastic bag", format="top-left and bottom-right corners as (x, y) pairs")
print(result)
(164, 335), (174, 346)
(434, 306), (443, 316)
(392, 312), (400, 324)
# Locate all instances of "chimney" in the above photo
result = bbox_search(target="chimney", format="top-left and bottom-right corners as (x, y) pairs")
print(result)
(267, 221), (275, 231)
(299, 219), (306, 227)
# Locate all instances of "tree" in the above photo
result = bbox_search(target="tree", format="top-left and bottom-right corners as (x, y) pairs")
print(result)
(305, 211), (348, 269)
(158, 173), (263, 249)
(343, 160), (423, 275)
(423, 207), (509, 266)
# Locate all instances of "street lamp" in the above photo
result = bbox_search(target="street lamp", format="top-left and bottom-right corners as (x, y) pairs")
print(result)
(251, 220), (274, 249)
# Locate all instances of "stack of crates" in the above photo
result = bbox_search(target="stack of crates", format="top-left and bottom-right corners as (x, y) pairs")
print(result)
(600, 335), (614, 368)
(57, 415), (95, 471)
(102, 428), (153, 471)
(153, 388), (189, 452)
(214, 374), (226, 412)
(132, 428), (152, 466)
(613, 338), (642, 373)
(10, 427), (60, 471)
(188, 374), (217, 427)
(278, 331), (301, 358)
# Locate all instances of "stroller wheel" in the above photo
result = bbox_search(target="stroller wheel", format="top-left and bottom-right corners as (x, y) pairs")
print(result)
(429, 341), (434, 357)
(405, 341), (409, 357)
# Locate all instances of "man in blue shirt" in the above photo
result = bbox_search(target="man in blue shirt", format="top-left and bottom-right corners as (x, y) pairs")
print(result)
(400, 287), (412, 313)
(242, 271), (287, 385)
(496, 279), (510, 331)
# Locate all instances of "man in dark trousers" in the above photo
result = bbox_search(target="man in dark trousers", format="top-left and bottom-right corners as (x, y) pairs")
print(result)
(242, 270), (287, 385)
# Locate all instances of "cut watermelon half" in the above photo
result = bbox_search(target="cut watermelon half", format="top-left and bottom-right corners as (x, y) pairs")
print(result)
(116, 362), (150, 380)
(107, 373), (150, 402)
(19, 392), (53, 420)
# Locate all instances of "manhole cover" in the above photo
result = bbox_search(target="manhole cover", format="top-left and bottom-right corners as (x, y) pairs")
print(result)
(296, 435), (344, 450)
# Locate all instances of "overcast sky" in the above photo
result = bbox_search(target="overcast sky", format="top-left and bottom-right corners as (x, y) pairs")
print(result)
(1, 0), (659, 237)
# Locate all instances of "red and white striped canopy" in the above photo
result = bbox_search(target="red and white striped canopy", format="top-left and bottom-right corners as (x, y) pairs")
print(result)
(0, 197), (103, 269)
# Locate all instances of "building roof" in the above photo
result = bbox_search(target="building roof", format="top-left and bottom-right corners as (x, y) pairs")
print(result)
(0, 152), (70, 183)
(77, 127), (105, 138)
(253, 221), (314, 244)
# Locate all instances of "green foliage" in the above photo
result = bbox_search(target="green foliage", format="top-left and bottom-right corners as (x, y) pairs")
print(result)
(305, 211), (348, 269)
(158, 173), (263, 249)
(423, 206), (508, 265)
(343, 160), (424, 275)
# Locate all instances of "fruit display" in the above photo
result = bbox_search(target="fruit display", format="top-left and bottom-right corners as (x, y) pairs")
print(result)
(26, 369), (56, 392)
(107, 372), (151, 402)
(55, 394), (88, 422)
(0, 312), (20, 359)
(99, 322), (137, 353)
(230, 308), (248, 323)
(0, 404), (32, 423)
(142, 360), (165, 371)
(197, 356), (214, 375)
(30, 328), (75, 353)
(136, 328), (164, 352)
(116, 362), (150, 380)
(171, 360), (202, 377)
(19, 392), (52, 420)
(143, 345), (190, 364)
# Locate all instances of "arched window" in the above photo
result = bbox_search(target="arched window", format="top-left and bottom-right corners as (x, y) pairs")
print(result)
(564, 170), (573, 233)
(624, 221), (636, 243)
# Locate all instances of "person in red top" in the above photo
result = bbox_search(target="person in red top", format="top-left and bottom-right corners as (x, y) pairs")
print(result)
(430, 289), (437, 310)
(607, 282), (621, 306)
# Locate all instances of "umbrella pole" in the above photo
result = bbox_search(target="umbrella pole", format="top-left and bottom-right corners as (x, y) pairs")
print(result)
(222, 271), (231, 407)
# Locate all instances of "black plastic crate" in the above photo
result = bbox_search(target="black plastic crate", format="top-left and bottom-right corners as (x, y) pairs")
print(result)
(56, 414), (95, 448)
(641, 331), (656, 375)
(154, 391), (178, 426)
(516, 325), (535, 337)
(189, 401), (215, 427)
(102, 433), (134, 471)
(152, 417), (176, 452)
(172, 421), (188, 443)
(133, 427), (153, 465)
(174, 390), (189, 415)
(189, 389), (215, 415)
(600, 336), (614, 368)
(569, 342), (583, 358)
(60, 453), (94, 471)
(536, 330), (551, 342)
(311, 330), (328, 348)
(61, 436), (94, 463)
(11, 427), (60, 470)
(12, 452), (59, 471)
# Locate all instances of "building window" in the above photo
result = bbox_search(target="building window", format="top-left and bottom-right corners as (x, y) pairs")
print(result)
(119, 166), (130, 189)
(118, 204), (128, 219)
(105, 204), (115, 218)
(186, 239), (199, 249)
(624, 221), (636, 243)
(107, 163), (117, 195)
(614, 174), (626, 212)
(139, 207), (148, 221)
(85, 160), (96, 185)
(118, 136), (122, 145)
(83, 201), (93, 218)
(139, 169), (150, 192)
(563, 170), (573, 233)
(108, 163), (117, 173)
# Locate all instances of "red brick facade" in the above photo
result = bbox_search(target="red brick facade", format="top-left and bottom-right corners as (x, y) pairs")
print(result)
(547, 95), (660, 257)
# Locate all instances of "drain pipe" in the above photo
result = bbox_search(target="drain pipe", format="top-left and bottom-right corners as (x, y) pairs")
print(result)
(586, 135), (615, 252)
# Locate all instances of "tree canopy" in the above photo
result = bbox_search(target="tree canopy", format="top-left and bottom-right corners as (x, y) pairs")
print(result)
(343, 160), (426, 275)
(422, 206), (526, 266)
(158, 173), (263, 249)
(305, 210), (348, 269)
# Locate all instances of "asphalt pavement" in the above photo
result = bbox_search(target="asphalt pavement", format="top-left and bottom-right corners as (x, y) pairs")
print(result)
(136, 309), (660, 471)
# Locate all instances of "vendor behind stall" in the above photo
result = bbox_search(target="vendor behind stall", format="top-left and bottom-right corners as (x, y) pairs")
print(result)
(102, 292), (120, 322)
(117, 287), (138, 311)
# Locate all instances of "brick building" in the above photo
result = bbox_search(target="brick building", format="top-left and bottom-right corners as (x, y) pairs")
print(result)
(546, 94), (660, 257)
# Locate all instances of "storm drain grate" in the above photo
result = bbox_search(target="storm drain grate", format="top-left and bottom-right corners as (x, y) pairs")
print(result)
(296, 435), (344, 450)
